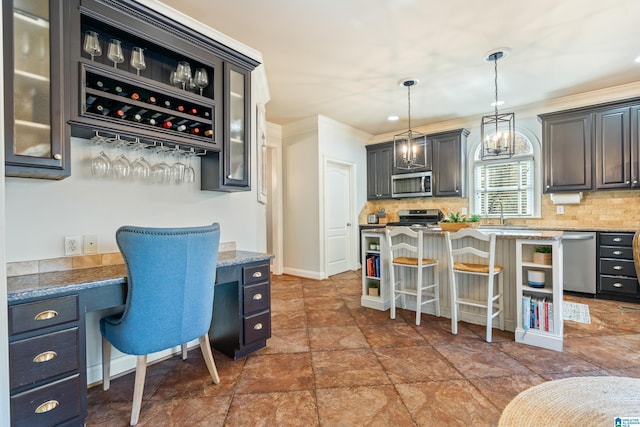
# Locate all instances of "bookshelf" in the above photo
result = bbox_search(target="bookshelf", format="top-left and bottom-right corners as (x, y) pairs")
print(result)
(515, 238), (564, 351)
(361, 231), (389, 310)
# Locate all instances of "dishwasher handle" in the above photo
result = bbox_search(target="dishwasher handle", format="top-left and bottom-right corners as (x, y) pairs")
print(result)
(562, 234), (595, 241)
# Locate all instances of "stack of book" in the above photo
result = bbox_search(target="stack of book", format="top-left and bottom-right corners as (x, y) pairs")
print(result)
(365, 255), (380, 278)
(522, 295), (553, 333)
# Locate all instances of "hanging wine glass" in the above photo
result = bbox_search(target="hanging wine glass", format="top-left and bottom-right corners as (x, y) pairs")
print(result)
(183, 150), (196, 184)
(169, 147), (185, 184)
(107, 39), (124, 68)
(130, 47), (146, 76)
(90, 132), (110, 177)
(150, 144), (171, 184)
(83, 31), (102, 61)
(193, 68), (209, 96)
(175, 61), (191, 90)
(130, 139), (150, 181)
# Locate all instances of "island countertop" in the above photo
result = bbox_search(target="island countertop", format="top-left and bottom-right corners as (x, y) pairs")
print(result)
(362, 226), (564, 240)
(7, 250), (273, 303)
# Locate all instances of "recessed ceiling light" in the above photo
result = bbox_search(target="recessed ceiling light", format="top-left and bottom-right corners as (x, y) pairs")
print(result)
(388, 115), (399, 121)
(491, 101), (505, 107)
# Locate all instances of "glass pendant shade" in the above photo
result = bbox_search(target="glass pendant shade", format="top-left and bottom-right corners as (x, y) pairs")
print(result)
(393, 79), (427, 170)
(481, 50), (515, 160)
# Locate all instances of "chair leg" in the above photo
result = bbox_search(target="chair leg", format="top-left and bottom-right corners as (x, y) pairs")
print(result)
(181, 343), (188, 360)
(451, 272), (458, 335)
(390, 264), (396, 320)
(102, 336), (111, 391)
(415, 266), (423, 326)
(486, 275), (494, 343)
(498, 272), (505, 331)
(433, 264), (441, 317)
(130, 355), (147, 426)
(199, 334), (220, 384)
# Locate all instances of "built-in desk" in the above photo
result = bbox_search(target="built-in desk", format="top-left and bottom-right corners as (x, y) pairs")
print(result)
(7, 250), (272, 427)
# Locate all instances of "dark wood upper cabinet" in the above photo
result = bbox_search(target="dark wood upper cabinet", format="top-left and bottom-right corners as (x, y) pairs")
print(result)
(540, 110), (593, 193)
(595, 106), (630, 189)
(3, 0), (71, 179)
(540, 97), (640, 193)
(366, 142), (393, 200)
(432, 128), (469, 197)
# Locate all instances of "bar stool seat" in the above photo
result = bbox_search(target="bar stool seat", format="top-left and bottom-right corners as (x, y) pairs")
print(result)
(386, 227), (440, 326)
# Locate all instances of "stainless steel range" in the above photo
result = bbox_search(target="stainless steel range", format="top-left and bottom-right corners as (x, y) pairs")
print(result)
(387, 209), (443, 227)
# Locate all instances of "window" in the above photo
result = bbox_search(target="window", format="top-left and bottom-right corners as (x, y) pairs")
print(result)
(472, 132), (536, 218)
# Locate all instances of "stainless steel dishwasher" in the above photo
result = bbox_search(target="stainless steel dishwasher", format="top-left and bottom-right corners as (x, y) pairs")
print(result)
(563, 231), (597, 294)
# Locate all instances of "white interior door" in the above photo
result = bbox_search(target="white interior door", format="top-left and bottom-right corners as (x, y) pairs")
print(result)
(325, 160), (353, 276)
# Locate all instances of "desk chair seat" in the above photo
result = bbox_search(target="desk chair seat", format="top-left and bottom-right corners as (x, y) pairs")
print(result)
(445, 228), (504, 342)
(100, 223), (221, 426)
(386, 227), (440, 326)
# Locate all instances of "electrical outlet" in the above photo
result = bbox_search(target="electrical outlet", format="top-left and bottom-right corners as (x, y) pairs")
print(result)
(461, 207), (468, 215)
(65, 236), (82, 256)
(84, 234), (99, 254)
(557, 205), (565, 215)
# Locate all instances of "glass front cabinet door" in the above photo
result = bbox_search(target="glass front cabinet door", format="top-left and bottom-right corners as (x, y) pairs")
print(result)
(3, 0), (71, 179)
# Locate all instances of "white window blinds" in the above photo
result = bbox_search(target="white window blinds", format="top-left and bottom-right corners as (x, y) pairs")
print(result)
(474, 159), (534, 217)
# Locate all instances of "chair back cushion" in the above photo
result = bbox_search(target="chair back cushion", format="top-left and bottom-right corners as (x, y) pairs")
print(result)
(101, 223), (220, 355)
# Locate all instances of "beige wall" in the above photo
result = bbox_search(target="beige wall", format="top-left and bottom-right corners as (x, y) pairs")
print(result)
(360, 189), (640, 231)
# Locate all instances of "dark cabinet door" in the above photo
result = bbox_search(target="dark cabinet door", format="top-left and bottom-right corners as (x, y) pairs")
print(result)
(3, 0), (71, 179)
(541, 111), (593, 193)
(366, 142), (392, 200)
(432, 129), (468, 197)
(631, 106), (640, 188)
(595, 106), (630, 189)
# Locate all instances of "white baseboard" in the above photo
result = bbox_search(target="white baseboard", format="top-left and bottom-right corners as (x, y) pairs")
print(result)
(282, 267), (323, 280)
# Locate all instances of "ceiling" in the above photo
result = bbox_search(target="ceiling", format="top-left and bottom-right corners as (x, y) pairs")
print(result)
(161, 0), (640, 135)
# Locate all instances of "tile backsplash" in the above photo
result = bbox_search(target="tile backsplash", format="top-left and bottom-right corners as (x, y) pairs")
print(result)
(360, 190), (640, 230)
(7, 241), (237, 277)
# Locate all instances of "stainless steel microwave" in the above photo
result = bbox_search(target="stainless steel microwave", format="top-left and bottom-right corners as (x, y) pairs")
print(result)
(391, 171), (432, 198)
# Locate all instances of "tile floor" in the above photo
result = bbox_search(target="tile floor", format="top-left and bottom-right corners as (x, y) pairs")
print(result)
(87, 270), (640, 426)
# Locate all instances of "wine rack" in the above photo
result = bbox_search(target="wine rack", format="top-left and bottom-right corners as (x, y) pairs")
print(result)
(81, 64), (214, 146)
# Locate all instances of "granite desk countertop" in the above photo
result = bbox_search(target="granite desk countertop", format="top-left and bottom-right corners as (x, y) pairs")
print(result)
(7, 250), (273, 303)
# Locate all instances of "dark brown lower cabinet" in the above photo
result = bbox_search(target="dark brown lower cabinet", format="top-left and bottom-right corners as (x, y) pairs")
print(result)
(210, 262), (272, 359)
(597, 232), (640, 302)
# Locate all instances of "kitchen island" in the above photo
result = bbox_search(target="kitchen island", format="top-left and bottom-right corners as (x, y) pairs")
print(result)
(361, 227), (564, 350)
(6, 250), (273, 426)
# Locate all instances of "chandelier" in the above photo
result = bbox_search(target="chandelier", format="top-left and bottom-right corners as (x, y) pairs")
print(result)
(393, 79), (427, 170)
(481, 50), (515, 159)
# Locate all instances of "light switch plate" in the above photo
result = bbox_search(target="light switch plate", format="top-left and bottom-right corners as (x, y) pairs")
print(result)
(556, 205), (565, 215)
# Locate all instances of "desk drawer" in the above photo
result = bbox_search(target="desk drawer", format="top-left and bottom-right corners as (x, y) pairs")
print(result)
(243, 283), (270, 314)
(243, 311), (270, 345)
(600, 233), (633, 247)
(10, 328), (79, 390)
(243, 264), (269, 285)
(600, 259), (636, 277)
(600, 276), (639, 295)
(10, 374), (81, 427)
(9, 295), (79, 336)
(600, 246), (634, 259)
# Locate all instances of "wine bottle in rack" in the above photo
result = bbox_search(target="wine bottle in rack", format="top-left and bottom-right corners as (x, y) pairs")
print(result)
(176, 124), (187, 132)
(130, 92), (141, 101)
(204, 127), (213, 137)
(162, 99), (172, 109)
(114, 86), (128, 97)
(188, 107), (198, 116)
(93, 79), (110, 92)
(190, 126), (201, 135)
(202, 110), (211, 119)
(147, 117), (158, 126)
(112, 108), (126, 119)
(89, 103), (109, 115)
(161, 120), (173, 129)
(176, 104), (186, 113)
(145, 95), (158, 105)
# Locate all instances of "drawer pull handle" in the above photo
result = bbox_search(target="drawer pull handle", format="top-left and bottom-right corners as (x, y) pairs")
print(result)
(252, 293), (263, 300)
(613, 283), (624, 288)
(33, 351), (57, 363)
(613, 265), (623, 270)
(35, 400), (59, 414)
(613, 237), (622, 242)
(613, 251), (623, 255)
(252, 271), (262, 278)
(253, 323), (263, 330)
(34, 310), (58, 321)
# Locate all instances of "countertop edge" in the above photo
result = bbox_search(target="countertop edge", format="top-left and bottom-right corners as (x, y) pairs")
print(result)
(8, 250), (274, 304)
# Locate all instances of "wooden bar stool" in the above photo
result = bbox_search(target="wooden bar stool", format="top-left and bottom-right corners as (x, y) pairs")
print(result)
(386, 227), (440, 326)
(445, 228), (504, 342)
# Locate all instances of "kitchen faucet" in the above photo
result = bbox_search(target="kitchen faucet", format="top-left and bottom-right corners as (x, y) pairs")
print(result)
(488, 198), (504, 225)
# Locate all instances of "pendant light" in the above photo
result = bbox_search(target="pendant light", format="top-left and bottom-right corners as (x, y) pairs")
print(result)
(481, 49), (515, 159)
(393, 79), (427, 170)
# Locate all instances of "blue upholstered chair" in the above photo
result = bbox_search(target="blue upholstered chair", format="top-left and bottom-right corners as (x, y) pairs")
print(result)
(100, 223), (221, 426)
